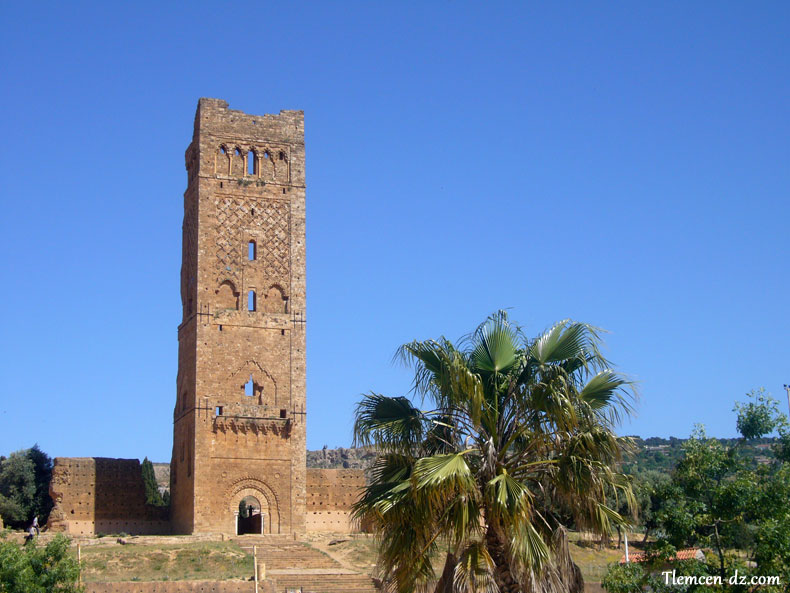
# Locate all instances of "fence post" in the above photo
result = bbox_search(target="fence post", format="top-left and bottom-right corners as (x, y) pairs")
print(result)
(254, 544), (258, 593)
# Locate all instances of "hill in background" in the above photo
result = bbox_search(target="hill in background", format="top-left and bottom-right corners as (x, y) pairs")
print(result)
(150, 437), (779, 492)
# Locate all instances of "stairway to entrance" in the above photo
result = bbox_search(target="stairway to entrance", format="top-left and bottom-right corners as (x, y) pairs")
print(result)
(230, 537), (379, 593)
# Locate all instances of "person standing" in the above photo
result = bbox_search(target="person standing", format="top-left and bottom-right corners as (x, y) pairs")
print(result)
(32, 515), (40, 535)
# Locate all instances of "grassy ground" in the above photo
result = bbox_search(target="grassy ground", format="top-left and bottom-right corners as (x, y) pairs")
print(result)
(75, 540), (253, 582)
(310, 531), (630, 584)
(64, 531), (628, 585)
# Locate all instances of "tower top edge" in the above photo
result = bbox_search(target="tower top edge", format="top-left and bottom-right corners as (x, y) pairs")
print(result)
(196, 97), (304, 119)
(192, 98), (304, 144)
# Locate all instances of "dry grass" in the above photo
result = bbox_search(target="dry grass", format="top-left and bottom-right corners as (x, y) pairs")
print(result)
(73, 531), (628, 586)
(75, 540), (253, 582)
(309, 531), (626, 585)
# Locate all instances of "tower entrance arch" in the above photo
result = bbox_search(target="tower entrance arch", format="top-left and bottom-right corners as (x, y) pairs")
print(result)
(229, 480), (280, 535)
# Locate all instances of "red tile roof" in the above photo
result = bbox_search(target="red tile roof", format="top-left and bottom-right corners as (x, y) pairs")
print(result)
(619, 548), (704, 564)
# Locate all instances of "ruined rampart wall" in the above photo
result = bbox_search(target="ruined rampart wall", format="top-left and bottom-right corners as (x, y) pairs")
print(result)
(86, 582), (273, 593)
(48, 458), (169, 536)
(305, 468), (365, 532)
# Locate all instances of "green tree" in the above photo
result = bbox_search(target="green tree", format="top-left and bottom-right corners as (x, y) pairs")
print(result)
(664, 426), (751, 579)
(353, 312), (636, 593)
(0, 446), (54, 528)
(27, 445), (53, 522)
(0, 533), (83, 592)
(733, 388), (784, 441)
(0, 451), (36, 528)
(141, 457), (166, 507)
(604, 388), (790, 592)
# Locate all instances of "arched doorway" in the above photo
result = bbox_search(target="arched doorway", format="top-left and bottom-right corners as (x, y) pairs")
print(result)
(229, 481), (280, 535)
(237, 495), (263, 535)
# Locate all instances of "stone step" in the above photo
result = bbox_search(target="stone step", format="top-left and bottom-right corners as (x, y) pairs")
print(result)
(272, 573), (378, 593)
(230, 540), (344, 571)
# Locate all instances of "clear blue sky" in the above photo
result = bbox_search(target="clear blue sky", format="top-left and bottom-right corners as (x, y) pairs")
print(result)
(1, 2), (788, 462)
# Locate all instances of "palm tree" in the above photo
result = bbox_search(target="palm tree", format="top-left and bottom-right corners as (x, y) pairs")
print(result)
(352, 312), (636, 593)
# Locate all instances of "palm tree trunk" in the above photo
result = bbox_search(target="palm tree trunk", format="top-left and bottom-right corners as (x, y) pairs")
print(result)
(549, 527), (585, 593)
(486, 523), (522, 593)
(433, 552), (457, 593)
(484, 523), (586, 593)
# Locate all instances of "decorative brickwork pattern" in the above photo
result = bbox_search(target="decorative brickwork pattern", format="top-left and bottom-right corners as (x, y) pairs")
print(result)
(213, 197), (290, 289)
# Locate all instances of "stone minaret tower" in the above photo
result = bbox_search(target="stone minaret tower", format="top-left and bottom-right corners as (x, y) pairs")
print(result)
(171, 98), (306, 535)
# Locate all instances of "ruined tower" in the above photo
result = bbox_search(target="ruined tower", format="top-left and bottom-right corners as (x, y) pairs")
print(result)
(171, 98), (306, 535)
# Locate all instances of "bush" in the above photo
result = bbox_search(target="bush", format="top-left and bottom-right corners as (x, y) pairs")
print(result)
(0, 532), (82, 592)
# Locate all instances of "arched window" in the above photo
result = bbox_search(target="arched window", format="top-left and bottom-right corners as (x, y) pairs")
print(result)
(247, 150), (256, 176)
(244, 375), (254, 397)
(248, 290), (256, 312)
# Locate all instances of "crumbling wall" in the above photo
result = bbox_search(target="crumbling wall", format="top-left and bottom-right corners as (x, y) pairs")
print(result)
(305, 468), (365, 532)
(48, 458), (169, 535)
(85, 581), (272, 593)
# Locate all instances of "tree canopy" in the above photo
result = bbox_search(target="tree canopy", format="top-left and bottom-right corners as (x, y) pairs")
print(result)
(0, 445), (53, 529)
(603, 388), (790, 593)
(353, 312), (636, 593)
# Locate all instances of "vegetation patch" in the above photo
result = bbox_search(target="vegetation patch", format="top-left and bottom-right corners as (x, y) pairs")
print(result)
(75, 540), (253, 582)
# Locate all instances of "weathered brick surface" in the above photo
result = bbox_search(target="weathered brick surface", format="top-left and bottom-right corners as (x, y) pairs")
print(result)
(85, 581), (271, 593)
(305, 469), (366, 532)
(170, 99), (307, 535)
(48, 458), (169, 535)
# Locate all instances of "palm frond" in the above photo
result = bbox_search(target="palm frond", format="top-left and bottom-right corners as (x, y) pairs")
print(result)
(578, 370), (635, 426)
(453, 541), (499, 593)
(353, 393), (424, 451)
(530, 320), (607, 368)
(486, 470), (532, 519)
(509, 520), (551, 574)
(470, 314), (519, 374)
(413, 451), (475, 490)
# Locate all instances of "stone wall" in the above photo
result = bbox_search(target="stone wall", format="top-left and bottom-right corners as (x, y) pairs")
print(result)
(85, 581), (273, 593)
(48, 458), (169, 536)
(305, 468), (366, 532)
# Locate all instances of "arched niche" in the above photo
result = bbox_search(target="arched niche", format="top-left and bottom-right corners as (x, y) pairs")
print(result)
(231, 147), (245, 177)
(273, 149), (289, 183)
(230, 361), (277, 406)
(215, 280), (240, 311)
(215, 145), (230, 176)
(261, 284), (288, 314)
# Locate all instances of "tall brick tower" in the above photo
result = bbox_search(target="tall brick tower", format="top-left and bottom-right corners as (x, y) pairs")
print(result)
(171, 98), (306, 535)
